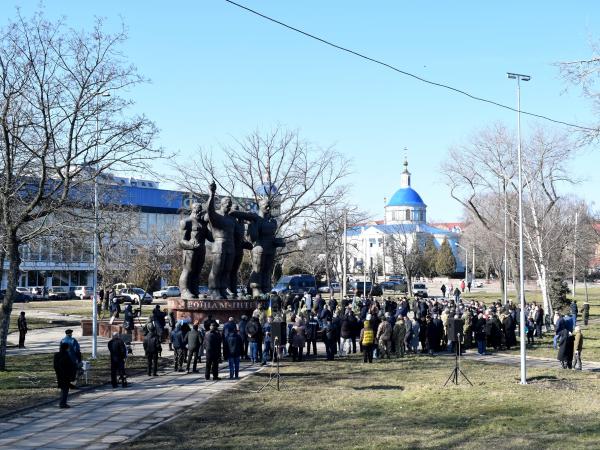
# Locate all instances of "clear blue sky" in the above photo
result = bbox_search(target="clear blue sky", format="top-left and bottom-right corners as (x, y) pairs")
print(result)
(5, 1), (600, 221)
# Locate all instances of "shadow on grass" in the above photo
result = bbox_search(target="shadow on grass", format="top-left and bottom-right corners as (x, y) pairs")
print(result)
(352, 384), (404, 391)
(527, 375), (558, 382)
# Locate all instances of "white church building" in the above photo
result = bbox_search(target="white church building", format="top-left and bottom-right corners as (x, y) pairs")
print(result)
(346, 158), (465, 277)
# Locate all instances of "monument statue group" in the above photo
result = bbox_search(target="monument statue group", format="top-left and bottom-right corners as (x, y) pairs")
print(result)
(178, 182), (285, 300)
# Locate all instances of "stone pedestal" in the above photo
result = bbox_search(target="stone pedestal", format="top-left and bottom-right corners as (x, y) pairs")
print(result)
(81, 319), (147, 342)
(167, 297), (257, 324)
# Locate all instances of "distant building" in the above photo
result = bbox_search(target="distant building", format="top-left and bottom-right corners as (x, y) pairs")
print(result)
(5, 176), (255, 291)
(347, 158), (464, 277)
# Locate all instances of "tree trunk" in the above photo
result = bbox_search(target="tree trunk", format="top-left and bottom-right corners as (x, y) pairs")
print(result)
(0, 231), (21, 371)
(539, 264), (552, 318)
(499, 269), (506, 304)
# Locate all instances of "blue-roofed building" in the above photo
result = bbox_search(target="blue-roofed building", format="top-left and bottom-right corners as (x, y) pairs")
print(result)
(346, 158), (465, 278)
(6, 175), (255, 292)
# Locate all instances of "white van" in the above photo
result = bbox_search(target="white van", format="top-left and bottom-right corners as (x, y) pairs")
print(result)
(413, 283), (428, 298)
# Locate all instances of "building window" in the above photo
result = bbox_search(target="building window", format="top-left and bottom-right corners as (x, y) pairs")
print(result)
(405, 209), (411, 221)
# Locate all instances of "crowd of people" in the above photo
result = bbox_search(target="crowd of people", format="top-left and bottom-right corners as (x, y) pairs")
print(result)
(48, 288), (586, 409)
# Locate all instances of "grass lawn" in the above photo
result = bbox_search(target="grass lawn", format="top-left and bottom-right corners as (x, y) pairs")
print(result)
(119, 354), (600, 450)
(0, 352), (169, 417)
(8, 315), (80, 334)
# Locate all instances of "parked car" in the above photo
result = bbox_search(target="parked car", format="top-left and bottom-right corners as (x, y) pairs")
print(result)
(388, 275), (406, 283)
(117, 287), (152, 304)
(381, 280), (408, 292)
(48, 287), (70, 300)
(0, 289), (31, 303)
(74, 286), (93, 300)
(272, 274), (318, 297)
(347, 281), (383, 297)
(318, 282), (340, 294)
(473, 281), (484, 288)
(29, 286), (46, 300)
(153, 285), (181, 299)
(113, 283), (135, 295)
(413, 283), (428, 298)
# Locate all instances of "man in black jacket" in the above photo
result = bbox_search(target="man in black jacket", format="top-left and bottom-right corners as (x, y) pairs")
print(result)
(17, 311), (27, 348)
(186, 324), (202, 373)
(226, 327), (243, 379)
(54, 342), (76, 408)
(143, 324), (161, 376)
(204, 323), (222, 381)
(305, 313), (319, 356)
(170, 323), (185, 372)
(107, 332), (128, 388)
(238, 315), (249, 359)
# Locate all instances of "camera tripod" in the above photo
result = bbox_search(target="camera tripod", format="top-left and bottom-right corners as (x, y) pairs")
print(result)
(258, 337), (287, 392)
(444, 333), (473, 387)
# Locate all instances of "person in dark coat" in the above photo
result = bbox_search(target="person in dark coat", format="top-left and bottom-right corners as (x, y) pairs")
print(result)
(186, 324), (203, 373)
(143, 323), (161, 376)
(323, 319), (336, 360)
(152, 305), (166, 337)
(54, 342), (76, 408)
(226, 327), (243, 379)
(305, 313), (319, 356)
(340, 313), (353, 356)
(222, 317), (237, 360)
(428, 314), (440, 352)
(502, 314), (516, 350)
(107, 332), (128, 388)
(170, 324), (185, 372)
(204, 323), (222, 380)
(123, 305), (135, 334)
(246, 316), (261, 363)
(17, 311), (28, 348)
(426, 316), (437, 355)
(571, 300), (578, 326)
(238, 315), (249, 359)
(109, 298), (121, 318)
(557, 328), (575, 369)
(474, 314), (487, 355)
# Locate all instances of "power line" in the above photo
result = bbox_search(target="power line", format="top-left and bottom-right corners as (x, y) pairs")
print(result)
(223, 0), (597, 133)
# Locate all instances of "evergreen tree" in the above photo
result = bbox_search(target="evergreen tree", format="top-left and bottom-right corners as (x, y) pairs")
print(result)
(423, 235), (438, 277)
(435, 238), (456, 276)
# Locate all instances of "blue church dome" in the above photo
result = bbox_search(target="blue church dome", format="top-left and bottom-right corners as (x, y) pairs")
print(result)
(387, 187), (426, 207)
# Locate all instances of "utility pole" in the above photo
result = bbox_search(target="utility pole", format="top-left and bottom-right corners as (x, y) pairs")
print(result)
(382, 197), (387, 282)
(342, 209), (347, 299)
(507, 71), (530, 385)
(503, 178), (508, 305)
(472, 246), (475, 285)
(572, 211), (578, 297)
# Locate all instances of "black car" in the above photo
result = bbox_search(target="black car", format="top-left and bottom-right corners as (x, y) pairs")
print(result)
(380, 281), (408, 293)
(0, 289), (32, 303)
(272, 274), (318, 297)
(347, 281), (383, 297)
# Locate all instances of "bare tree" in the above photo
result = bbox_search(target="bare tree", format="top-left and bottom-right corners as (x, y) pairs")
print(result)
(0, 11), (161, 369)
(385, 224), (424, 297)
(442, 123), (582, 316)
(174, 127), (351, 242)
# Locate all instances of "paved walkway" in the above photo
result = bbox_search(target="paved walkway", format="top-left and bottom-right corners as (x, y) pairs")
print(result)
(7, 327), (115, 357)
(0, 361), (262, 450)
(462, 349), (600, 372)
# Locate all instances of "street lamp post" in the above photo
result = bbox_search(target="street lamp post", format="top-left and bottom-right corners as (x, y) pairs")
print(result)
(503, 178), (508, 305)
(92, 91), (110, 360)
(342, 209), (347, 300)
(507, 72), (530, 385)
